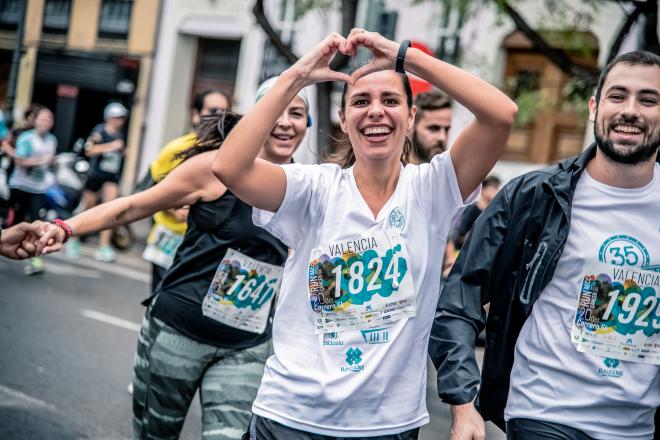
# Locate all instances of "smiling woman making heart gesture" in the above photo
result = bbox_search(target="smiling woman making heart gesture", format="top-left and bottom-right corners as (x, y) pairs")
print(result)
(214, 30), (517, 440)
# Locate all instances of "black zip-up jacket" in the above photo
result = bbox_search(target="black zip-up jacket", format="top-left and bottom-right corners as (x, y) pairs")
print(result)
(428, 144), (659, 434)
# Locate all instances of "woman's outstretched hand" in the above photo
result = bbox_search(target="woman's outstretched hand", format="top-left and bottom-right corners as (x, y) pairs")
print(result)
(37, 222), (66, 255)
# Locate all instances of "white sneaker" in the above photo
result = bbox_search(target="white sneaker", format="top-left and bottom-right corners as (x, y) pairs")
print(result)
(94, 246), (117, 262)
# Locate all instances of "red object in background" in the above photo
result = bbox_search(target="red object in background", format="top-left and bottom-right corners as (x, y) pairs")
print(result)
(408, 40), (434, 96)
(57, 84), (79, 98)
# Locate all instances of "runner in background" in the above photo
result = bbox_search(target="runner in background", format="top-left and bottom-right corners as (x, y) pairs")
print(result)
(211, 29), (516, 439)
(66, 102), (128, 262)
(2, 103), (43, 164)
(143, 90), (230, 293)
(409, 90), (452, 164)
(36, 79), (313, 439)
(9, 106), (56, 275)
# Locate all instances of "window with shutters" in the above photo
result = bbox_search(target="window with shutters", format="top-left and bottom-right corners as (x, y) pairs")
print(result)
(502, 30), (598, 163)
(98, 0), (132, 40)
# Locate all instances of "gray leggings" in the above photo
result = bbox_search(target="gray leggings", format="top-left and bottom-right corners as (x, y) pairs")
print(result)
(506, 418), (595, 440)
(132, 309), (270, 440)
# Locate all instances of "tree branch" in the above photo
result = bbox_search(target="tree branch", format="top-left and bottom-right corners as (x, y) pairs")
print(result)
(329, 0), (358, 70)
(640, 0), (660, 54)
(253, 0), (299, 64)
(607, 2), (644, 63)
(499, 0), (598, 80)
(317, 0), (359, 157)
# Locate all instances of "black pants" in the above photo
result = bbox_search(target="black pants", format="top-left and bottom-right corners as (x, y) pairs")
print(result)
(507, 418), (595, 440)
(248, 415), (420, 440)
(10, 188), (46, 223)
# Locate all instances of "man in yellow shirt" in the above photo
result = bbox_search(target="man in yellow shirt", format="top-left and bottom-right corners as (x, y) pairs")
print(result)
(143, 90), (230, 293)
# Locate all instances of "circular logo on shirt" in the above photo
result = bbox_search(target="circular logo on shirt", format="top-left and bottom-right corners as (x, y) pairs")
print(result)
(599, 235), (650, 268)
(389, 207), (405, 232)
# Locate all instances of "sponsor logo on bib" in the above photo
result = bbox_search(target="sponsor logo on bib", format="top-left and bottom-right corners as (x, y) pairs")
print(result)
(323, 332), (344, 347)
(341, 347), (364, 373)
(360, 328), (391, 344)
(599, 234), (651, 270)
(598, 357), (623, 378)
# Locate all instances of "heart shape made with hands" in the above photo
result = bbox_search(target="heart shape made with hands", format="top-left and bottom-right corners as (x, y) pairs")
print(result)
(306, 30), (400, 85)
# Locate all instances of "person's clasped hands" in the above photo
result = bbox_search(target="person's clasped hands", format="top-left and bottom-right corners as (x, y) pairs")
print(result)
(0, 221), (51, 259)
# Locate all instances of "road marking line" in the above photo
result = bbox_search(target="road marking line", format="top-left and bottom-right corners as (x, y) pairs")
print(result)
(0, 384), (58, 412)
(80, 309), (141, 332)
(43, 263), (102, 279)
(47, 253), (150, 284)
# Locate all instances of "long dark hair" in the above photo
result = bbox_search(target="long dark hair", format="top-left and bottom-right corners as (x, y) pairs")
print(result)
(175, 111), (242, 162)
(327, 72), (414, 168)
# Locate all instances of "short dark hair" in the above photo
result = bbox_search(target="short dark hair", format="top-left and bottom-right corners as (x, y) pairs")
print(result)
(25, 103), (44, 120)
(414, 91), (451, 125)
(595, 50), (660, 104)
(192, 89), (229, 112)
(482, 175), (501, 188)
(176, 111), (243, 163)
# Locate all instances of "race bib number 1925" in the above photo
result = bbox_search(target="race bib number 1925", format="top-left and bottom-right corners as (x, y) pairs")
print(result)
(571, 261), (660, 365)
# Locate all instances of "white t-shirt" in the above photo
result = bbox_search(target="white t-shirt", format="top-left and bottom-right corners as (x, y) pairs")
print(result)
(506, 165), (660, 440)
(252, 152), (477, 436)
(9, 129), (56, 193)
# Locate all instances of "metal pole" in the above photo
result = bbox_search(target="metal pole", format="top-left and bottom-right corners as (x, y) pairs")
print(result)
(4, 0), (28, 128)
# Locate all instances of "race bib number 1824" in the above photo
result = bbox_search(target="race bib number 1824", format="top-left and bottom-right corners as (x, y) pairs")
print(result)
(308, 229), (416, 334)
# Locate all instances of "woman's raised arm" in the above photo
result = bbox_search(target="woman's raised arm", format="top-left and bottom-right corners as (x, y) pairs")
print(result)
(346, 30), (517, 199)
(38, 151), (221, 254)
(212, 33), (351, 212)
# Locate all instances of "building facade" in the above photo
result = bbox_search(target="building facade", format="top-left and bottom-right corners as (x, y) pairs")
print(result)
(0, 0), (160, 191)
(141, 0), (640, 180)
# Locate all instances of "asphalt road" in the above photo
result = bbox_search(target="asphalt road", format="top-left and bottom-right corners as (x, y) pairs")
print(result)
(0, 243), (504, 439)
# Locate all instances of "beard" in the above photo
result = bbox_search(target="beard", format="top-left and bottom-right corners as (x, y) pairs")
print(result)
(412, 132), (446, 163)
(594, 113), (659, 165)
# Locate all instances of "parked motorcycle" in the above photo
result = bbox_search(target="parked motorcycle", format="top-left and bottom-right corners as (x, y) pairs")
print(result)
(45, 138), (135, 251)
(44, 151), (90, 220)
